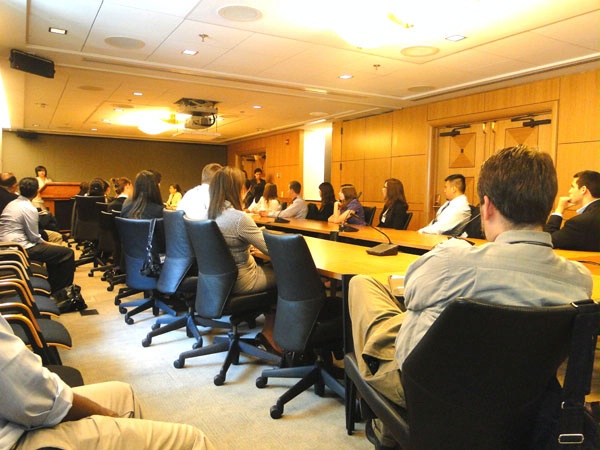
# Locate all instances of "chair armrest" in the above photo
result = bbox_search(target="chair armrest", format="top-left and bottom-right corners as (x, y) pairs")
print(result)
(0, 279), (36, 308)
(2, 313), (44, 347)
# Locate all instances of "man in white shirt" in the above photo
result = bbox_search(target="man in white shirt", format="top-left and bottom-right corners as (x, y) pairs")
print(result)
(176, 163), (222, 220)
(418, 174), (470, 234)
(262, 180), (307, 219)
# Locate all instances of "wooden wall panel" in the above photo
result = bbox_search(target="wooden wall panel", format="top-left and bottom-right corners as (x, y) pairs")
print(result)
(392, 105), (429, 156)
(365, 113), (392, 159)
(558, 69), (600, 144)
(363, 158), (391, 203)
(332, 121), (342, 162)
(391, 154), (427, 229)
(427, 93), (485, 121)
(338, 159), (365, 196)
(484, 78), (560, 111)
(341, 118), (366, 160)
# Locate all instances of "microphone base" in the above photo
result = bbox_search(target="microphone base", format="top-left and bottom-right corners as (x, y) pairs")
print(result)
(339, 224), (358, 232)
(274, 217), (290, 223)
(366, 243), (399, 256)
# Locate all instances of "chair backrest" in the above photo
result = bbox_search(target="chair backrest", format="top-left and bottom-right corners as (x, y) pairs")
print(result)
(400, 212), (413, 230)
(72, 195), (105, 241)
(183, 218), (237, 318)
(263, 231), (325, 352)
(114, 217), (164, 290)
(363, 206), (376, 226)
(401, 297), (579, 450)
(305, 202), (319, 220)
(97, 210), (116, 253)
(157, 210), (195, 294)
(464, 204), (484, 239)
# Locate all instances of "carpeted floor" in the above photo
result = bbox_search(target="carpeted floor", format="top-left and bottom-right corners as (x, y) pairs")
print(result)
(57, 261), (371, 449)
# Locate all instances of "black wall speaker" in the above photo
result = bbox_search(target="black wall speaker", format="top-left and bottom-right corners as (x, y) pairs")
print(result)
(9, 49), (55, 79)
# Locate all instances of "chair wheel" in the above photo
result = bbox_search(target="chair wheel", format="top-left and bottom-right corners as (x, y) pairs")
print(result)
(107, 285), (114, 292)
(125, 317), (134, 325)
(173, 359), (184, 369)
(214, 374), (225, 386)
(88, 271), (93, 277)
(142, 337), (151, 347)
(152, 307), (159, 316)
(118, 306), (126, 314)
(315, 382), (325, 397)
(114, 298), (121, 305)
(151, 323), (160, 331)
(270, 404), (283, 419)
(256, 376), (268, 388)
(192, 340), (203, 350)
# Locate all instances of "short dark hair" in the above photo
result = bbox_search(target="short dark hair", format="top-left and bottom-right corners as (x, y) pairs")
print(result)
(34, 165), (47, 176)
(0, 173), (17, 188)
(574, 170), (600, 198)
(19, 177), (39, 198)
(477, 145), (557, 226)
(289, 180), (301, 194)
(445, 174), (466, 193)
(254, 168), (263, 174)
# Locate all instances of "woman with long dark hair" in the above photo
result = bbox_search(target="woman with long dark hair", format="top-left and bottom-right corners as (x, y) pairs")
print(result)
(378, 178), (409, 229)
(328, 183), (366, 225)
(121, 170), (163, 219)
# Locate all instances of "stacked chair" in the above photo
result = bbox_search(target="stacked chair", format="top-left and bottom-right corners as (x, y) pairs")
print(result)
(256, 231), (345, 419)
(173, 219), (280, 386)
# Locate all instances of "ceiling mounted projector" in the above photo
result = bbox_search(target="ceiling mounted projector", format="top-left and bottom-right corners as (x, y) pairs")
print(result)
(174, 97), (219, 129)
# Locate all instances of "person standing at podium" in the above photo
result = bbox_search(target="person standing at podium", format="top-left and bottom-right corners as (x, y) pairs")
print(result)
(0, 177), (75, 294)
(33, 165), (52, 211)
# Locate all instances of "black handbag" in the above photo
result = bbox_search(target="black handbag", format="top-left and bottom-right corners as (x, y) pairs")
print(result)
(140, 219), (163, 278)
(52, 284), (87, 313)
(531, 300), (599, 449)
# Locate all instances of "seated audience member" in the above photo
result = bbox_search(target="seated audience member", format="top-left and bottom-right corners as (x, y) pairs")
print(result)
(0, 315), (214, 450)
(328, 184), (366, 225)
(88, 178), (112, 201)
(33, 165), (52, 211)
(545, 170), (600, 251)
(262, 180), (308, 219)
(244, 168), (266, 209)
(107, 177), (132, 212)
(121, 170), (164, 219)
(310, 182), (335, 221)
(164, 183), (183, 210)
(348, 145), (592, 449)
(0, 172), (18, 213)
(0, 178), (75, 294)
(378, 178), (409, 229)
(177, 163), (222, 220)
(418, 173), (470, 234)
(209, 166), (280, 353)
(77, 181), (90, 196)
(245, 183), (265, 211)
(248, 183), (280, 215)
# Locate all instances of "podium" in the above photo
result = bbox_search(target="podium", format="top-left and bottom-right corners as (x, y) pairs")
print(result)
(39, 182), (81, 231)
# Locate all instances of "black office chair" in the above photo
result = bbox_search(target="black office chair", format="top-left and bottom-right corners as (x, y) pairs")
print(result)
(400, 212), (413, 230)
(71, 195), (105, 267)
(142, 210), (199, 347)
(305, 202), (319, 220)
(114, 217), (177, 324)
(173, 219), (280, 385)
(363, 206), (376, 226)
(87, 203), (115, 277)
(345, 298), (599, 450)
(444, 204), (483, 239)
(256, 231), (345, 419)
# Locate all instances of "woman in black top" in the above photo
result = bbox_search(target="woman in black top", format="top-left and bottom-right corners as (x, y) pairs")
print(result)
(107, 177), (132, 212)
(121, 170), (164, 219)
(313, 182), (335, 221)
(378, 178), (409, 229)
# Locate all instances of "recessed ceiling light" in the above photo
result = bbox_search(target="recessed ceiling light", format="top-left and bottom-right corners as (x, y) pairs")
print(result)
(446, 34), (466, 42)
(401, 46), (440, 57)
(182, 49), (198, 56)
(49, 27), (67, 35)
(132, 92), (143, 96)
(32, 124), (40, 127)
(338, 74), (353, 80)
(218, 5), (263, 22)
(102, 119), (111, 123)
(252, 105), (262, 109)
(114, 108), (124, 112)
(90, 128), (98, 131)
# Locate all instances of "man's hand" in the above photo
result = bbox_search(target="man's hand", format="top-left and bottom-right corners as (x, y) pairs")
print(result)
(63, 393), (120, 422)
(554, 196), (572, 215)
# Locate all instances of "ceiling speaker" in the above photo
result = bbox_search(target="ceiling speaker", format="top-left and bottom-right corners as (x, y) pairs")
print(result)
(10, 49), (55, 79)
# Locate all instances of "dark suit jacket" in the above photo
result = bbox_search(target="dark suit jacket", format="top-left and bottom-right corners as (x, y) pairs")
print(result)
(378, 200), (409, 229)
(545, 200), (600, 251)
(0, 188), (17, 214)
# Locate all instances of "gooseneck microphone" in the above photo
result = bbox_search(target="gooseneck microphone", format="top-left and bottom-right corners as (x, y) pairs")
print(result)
(273, 207), (290, 223)
(366, 224), (399, 256)
(338, 209), (358, 232)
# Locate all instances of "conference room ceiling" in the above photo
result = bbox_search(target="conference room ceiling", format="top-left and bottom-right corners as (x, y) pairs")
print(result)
(0, 0), (598, 144)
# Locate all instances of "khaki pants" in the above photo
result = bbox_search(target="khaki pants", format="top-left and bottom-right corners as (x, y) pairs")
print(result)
(16, 381), (214, 450)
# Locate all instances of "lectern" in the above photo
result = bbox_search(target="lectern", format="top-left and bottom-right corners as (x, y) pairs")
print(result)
(39, 182), (80, 231)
